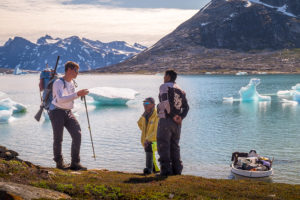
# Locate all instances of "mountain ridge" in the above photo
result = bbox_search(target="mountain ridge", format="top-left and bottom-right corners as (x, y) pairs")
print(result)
(95, 0), (300, 73)
(0, 35), (147, 72)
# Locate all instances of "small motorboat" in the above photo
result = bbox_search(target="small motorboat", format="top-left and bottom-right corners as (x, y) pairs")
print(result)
(231, 150), (273, 178)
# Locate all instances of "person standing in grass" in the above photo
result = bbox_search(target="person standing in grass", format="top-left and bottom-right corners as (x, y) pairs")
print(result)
(49, 61), (89, 170)
(157, 70), (189, 176)
(137, 97), (160, 175)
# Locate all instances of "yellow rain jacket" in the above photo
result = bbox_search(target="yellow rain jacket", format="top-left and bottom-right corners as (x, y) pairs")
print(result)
(137, 109), (159, 147)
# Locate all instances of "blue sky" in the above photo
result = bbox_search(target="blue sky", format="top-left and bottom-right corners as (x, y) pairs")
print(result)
(0, 0), (210, 46)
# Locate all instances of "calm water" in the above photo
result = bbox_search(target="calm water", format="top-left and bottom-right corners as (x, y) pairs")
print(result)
(1, 74), (300, 184)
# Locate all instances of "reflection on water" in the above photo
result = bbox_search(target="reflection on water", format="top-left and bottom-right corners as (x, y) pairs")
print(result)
(239, 101), (271, 114)
(1, 74), (300, 184)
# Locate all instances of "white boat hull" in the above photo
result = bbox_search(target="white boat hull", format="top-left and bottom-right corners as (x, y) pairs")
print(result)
(231, 164), (273, 178)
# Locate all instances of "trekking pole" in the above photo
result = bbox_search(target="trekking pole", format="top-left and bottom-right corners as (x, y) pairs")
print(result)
(82, 95), (96, 160)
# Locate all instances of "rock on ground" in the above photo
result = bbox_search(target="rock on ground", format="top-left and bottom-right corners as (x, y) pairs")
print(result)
(0, 182), (70, 200)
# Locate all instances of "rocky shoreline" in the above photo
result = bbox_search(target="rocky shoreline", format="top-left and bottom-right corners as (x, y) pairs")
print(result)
(0, 146), (70, 200)
(1, 145), (300, 199)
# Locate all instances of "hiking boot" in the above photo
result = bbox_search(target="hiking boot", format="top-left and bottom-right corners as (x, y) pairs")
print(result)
(143, 168), (151, 175)
(70, 162), (87, 171)
(56, 160), (69, 170)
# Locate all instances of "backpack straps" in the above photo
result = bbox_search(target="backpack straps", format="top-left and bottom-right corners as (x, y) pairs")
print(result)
(59, 77), (66, 89)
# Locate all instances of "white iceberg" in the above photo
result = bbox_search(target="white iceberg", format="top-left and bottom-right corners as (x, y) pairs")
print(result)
(239, 78), (271, 102)
(277, 83), (300, 101)
(0, 110), (13, 123)
(0, 98), (27, 114)
(277, 90), (293, 97)
(88, 87), (139, 105)
(0, 98), (27, 123)
(291, 84), (300, 91)
(236, 71), (248, 76)
(293, 91), (300, 102)
(13, 66), (27, 75)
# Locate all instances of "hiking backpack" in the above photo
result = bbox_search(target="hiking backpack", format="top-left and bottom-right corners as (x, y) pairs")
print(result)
(43, 77), (66, 110)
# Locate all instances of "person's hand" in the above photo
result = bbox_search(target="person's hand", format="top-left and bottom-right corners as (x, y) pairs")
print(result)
(144, 140), (150, 147)
(173, 115), (182, 125)
(77, 89), (89, 97)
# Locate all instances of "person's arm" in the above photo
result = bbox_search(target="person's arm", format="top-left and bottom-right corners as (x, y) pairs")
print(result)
(53, 80), (78, 103)
(137, 116), (143, 131)
(179, 93), (189, 119)
(145, 115), (159, 141)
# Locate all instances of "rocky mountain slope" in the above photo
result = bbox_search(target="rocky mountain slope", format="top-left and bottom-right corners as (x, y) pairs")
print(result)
(96, 0), (300, 73)
(0, 35), (146, 72)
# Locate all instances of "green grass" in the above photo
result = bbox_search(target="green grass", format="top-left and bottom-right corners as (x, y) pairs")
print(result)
(1, 159), (300, 199)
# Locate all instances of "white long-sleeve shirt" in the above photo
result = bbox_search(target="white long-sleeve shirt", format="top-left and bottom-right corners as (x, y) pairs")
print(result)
(51, 78), (78, 110)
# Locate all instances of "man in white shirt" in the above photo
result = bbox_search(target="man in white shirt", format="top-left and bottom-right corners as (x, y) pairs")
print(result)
(49, 61), (89, 170)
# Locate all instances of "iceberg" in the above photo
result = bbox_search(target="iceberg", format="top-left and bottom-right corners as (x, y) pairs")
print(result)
(13, 66), (22, 75)
(277, 90), (293, 97)
(236, 71), (248, 76)
(0, 98), (27, 123)
(277, 83), (300, 102)
(0, 110), (13, 123)
(13, 66), (27, 75)
(293, 91), (300, 102)
(88, 87), (139, 105)
(239, 78), (271, 102)
(0, 98), (27, 114)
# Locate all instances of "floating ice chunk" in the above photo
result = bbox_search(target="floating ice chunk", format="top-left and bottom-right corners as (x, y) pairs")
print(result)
(277, 83), (300, 99)
(277, 90), (293, 97)
(13, 66), (22, 75)
(291, 84), (300, 91)
(236, 71), (248, 75)
(293, 91), (300, 102)
(281, 99), (298, 106)
(88, 87), (139, 105)
(0, 98), (27, 113)
(0, 110), (13, 123)
(223, 97), (234, 102)
(239, 78), (271, 101)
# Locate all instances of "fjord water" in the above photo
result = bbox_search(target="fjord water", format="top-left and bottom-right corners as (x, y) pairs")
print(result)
(1, 74), (300, 184)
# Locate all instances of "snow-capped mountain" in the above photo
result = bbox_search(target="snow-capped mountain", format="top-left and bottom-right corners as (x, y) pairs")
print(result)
(0, 35), (147, 72)
(96, 0), (300, 73)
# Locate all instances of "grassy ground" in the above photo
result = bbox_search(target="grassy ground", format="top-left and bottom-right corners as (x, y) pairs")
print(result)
(1, 159), (300, 199)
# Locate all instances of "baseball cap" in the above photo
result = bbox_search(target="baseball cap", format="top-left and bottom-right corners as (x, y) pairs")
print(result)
(143, 97), (155, 104)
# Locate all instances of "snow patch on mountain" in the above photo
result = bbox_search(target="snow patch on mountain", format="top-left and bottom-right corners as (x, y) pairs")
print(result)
(248, 0), (296, 17)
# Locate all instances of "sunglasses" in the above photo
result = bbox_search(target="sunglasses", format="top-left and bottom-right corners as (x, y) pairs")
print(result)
(143, 102), (151, 105)
(70, 67), (78, 73)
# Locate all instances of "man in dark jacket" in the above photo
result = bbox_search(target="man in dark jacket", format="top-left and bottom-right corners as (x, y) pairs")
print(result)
(157, 70), (189, 176)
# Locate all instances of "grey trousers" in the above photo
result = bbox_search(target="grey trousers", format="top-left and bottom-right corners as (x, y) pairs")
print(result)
(157, 118), (183, 176)
(49, 109), (81, 164)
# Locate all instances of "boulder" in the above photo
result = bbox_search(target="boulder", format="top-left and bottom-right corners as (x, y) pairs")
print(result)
(0, 146), (19, 160)
(0, 182), (71, 200)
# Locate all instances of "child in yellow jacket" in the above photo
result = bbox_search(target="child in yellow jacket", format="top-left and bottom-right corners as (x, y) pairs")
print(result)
(137, 97), (160, 174)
